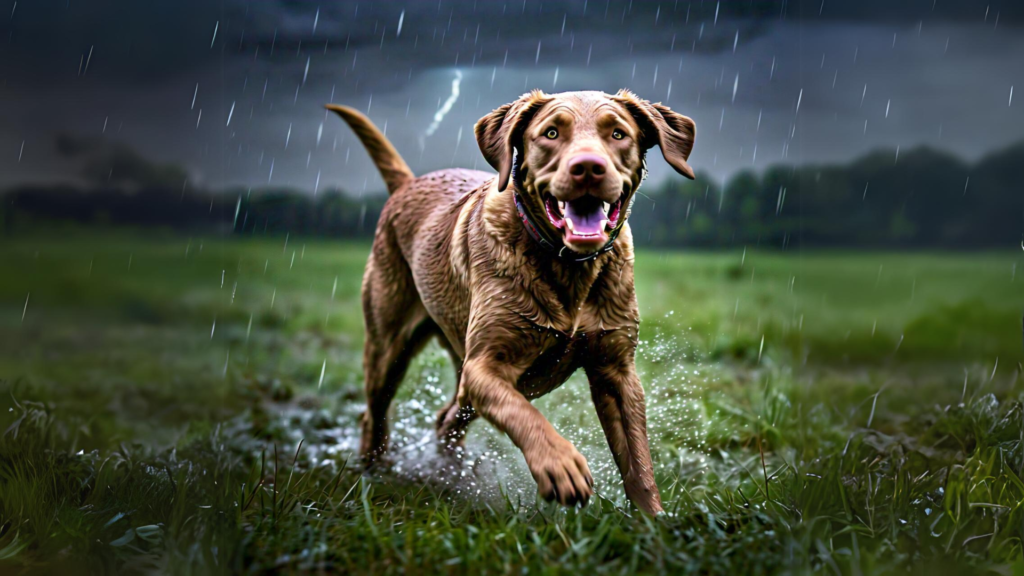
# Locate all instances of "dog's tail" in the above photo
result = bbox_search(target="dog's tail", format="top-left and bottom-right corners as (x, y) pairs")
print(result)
(325, 104), (413, 195)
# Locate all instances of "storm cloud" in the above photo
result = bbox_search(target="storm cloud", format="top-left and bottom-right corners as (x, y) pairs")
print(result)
(1, 0), (1022, 194)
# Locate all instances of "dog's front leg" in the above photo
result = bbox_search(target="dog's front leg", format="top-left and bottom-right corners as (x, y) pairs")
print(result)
(460, 356), (594, 507)
(585, 330), (663, 514)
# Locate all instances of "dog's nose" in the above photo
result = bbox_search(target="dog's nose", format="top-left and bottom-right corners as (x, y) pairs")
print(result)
(568, 154), (607, 184)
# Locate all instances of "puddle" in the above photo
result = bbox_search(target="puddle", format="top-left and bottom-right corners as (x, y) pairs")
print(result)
(265, 322), (712, 509)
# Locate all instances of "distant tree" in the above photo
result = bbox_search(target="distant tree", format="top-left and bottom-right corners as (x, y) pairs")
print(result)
(3, 141), (1022, 249)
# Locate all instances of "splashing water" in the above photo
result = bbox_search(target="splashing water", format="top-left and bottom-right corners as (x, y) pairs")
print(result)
(270, 322), (710, 510)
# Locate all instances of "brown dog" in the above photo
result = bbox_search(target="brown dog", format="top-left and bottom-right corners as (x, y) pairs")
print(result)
(326, 89), (695, 514)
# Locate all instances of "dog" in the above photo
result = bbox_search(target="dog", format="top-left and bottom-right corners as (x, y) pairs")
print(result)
(326, 89), (695, 514)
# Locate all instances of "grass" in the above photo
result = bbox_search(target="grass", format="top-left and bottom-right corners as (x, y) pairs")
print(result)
(0, 231), (1022, 574)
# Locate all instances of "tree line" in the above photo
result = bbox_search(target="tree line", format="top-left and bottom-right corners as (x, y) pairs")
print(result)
(3, 141), (1022, 249)
(627, 142), (1023, 249)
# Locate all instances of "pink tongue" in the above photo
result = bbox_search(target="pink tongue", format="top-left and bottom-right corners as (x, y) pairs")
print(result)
(565, 199), (606, 234)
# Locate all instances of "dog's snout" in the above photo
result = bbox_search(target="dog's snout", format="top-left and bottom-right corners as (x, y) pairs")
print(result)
(568, 154), (607, 184)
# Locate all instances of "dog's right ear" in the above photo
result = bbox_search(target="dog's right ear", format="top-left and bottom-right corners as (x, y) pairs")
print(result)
(613, 89), (696, 180)
(475, 90), (552, 192)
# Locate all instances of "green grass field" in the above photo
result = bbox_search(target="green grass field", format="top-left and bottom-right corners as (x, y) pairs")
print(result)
(1, 232), (1022, 574)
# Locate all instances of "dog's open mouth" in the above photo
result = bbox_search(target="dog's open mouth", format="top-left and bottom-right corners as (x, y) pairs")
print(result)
(544, 193), (624, 248)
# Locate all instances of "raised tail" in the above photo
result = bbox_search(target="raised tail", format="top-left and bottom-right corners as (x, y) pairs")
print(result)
(325, 104), (414, 195)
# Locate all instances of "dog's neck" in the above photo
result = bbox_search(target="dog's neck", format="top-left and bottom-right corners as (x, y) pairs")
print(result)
(481, 182), (610, 330)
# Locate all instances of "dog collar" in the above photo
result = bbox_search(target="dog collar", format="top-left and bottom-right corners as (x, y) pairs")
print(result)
(510, 154), (645, 263)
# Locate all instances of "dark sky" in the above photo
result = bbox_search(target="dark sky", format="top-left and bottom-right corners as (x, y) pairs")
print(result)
(2, 0), (1022, 194)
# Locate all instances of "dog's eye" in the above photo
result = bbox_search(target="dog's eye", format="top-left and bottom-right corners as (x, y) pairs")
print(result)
(612, 129), (626, 140)
(545, 128), (559, 140)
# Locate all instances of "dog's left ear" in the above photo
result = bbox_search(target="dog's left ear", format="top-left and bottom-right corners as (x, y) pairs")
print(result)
(475, 90), (553, 191)
(613, 89), (696, 180)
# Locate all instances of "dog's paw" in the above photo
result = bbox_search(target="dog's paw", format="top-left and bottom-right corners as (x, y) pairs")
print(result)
(528, 440), (594, 507)
(624, 475), (664, 515)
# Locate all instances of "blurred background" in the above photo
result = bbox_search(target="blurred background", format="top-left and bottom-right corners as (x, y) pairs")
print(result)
(3, 0), (1023, 247)
(1, 1), (1023, 573)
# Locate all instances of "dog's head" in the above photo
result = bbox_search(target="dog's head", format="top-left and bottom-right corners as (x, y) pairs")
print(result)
(475, 89), (696, 255)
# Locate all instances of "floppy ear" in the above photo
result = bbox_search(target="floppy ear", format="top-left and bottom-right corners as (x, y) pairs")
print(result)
(474, 90), (553, 191)
(613, 89), (697, 180)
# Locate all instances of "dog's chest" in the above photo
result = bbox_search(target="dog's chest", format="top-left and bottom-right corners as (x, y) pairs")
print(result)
(515, 329), (587, 399)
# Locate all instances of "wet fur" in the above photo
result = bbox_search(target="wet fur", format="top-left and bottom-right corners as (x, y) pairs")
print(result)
(327, 90), (696, 514)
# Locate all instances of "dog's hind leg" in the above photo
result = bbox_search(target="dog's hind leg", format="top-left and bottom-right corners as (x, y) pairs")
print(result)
(435, 337), (477, 449)
(360, 248), (435, 464)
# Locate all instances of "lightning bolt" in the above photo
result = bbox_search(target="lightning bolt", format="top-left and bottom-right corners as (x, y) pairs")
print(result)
(425, 70), (463, 138)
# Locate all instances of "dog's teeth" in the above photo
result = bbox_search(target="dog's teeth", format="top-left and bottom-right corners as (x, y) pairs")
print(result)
(558, 201), (566, 215)
(599, 219), (608, 230)
(602, 202), (611, 215)
(565, 217), (575, 231)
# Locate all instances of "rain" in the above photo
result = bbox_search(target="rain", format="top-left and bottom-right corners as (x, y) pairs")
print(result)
(1, 1), (1023, 572)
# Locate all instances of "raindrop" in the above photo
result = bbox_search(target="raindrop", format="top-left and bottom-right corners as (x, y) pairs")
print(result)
(81, 45), (93, 76)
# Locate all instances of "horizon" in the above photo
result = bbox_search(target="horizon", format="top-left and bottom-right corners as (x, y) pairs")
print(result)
(8, 131), (1019, 199)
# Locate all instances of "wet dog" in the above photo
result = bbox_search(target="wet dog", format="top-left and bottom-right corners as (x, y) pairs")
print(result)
(327, 89), (696, 514)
